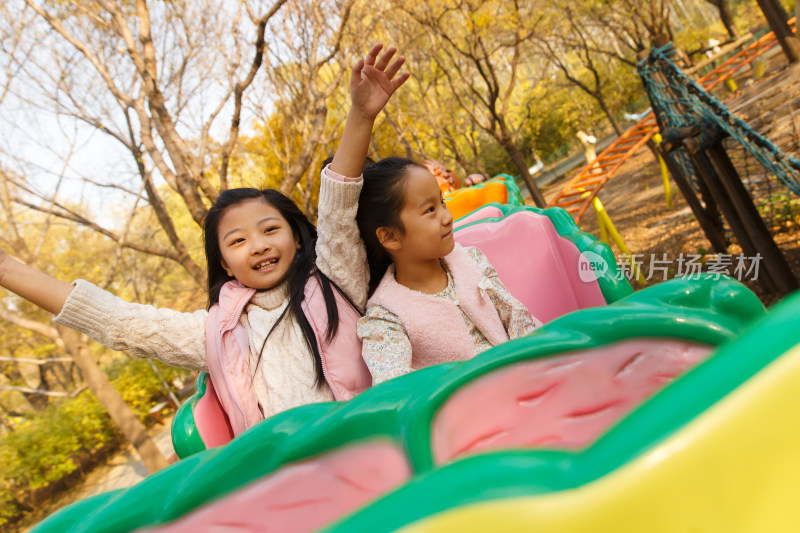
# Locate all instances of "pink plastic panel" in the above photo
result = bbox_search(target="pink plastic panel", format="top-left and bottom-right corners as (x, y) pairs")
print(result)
(144, 441), (410, 533)
(194, 377), (234, 449)
(454, 210), (606, 323)
(453, 205), (504, 230)
(432, 339), (712, 464)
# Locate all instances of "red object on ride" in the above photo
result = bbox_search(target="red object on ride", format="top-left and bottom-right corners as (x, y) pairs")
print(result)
(423, 160), (461, 193)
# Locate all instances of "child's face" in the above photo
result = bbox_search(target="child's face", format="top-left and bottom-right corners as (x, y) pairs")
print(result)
(394, 166), (455, 261)
(217, 198), (299, 290)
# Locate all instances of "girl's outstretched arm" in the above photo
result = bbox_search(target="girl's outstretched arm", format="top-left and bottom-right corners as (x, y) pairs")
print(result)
(329, 43), (410, 177)
(0, 249), (74, 315)
(0, 249), (208, 370)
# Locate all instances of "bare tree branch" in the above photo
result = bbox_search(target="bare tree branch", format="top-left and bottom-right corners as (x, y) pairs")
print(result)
(0, 385), (87, 397)
(0, 356), (73, 365)
(219, 0), (290, 192)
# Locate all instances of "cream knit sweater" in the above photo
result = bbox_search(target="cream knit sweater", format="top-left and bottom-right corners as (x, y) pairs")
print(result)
(53, 171), (368, 417)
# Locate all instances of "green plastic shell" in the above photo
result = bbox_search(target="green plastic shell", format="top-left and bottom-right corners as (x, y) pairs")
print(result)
(170, 372), (211, 459)
(32, 275), (770, 533)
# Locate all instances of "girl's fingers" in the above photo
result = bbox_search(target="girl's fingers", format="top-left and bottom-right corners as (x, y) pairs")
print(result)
(391, 71), (411, 92)
(384, 56), (405, 80)
(350, 58), (365, 85)
(359, 45), (408, 93)
(365, 43), (383, 66)
(374, 46), (397, 71)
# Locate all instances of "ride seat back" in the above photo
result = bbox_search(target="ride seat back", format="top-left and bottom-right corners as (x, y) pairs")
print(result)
(194, 375), (235, 447)
(453, 205), (504, 230)
(172, 372), (234, 458)
(454, 209), (607, 323)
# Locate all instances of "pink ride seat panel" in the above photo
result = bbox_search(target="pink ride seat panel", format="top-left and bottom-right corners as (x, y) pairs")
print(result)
(194, 376), (234, 448)
(145, 441), (411, 533)
(454, 210), (606, 323)
(453, 205), (504, 230)
(432, 339), (713, 464)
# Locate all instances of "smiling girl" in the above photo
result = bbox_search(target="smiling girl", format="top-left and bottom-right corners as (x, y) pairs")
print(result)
(0, 44), (408, 435)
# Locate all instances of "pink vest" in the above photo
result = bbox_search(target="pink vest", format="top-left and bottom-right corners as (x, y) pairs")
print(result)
(205, 276), (370, 437)
(367, 244), (509, 369)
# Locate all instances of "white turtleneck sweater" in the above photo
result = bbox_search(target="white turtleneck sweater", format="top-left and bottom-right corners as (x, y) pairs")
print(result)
(244, 286), (335, 415)
(53, 171), (367, 417)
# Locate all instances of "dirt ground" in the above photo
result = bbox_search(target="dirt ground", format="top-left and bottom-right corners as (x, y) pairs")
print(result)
(541, 131), (800, 308)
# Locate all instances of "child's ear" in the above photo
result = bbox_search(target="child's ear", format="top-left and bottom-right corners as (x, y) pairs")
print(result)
(221, 260), (233, 278)
(376, 226), (402, 251)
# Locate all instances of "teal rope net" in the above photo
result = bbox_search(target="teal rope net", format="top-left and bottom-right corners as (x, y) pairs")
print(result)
(637, 43), (800, 197)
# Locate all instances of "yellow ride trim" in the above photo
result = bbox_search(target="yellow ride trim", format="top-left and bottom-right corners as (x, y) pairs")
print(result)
(577, 188), (645, 286)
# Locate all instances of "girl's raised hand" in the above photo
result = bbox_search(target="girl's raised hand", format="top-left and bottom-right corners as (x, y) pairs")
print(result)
(350, 44), (410, 121)
(327, 44), (409, 177)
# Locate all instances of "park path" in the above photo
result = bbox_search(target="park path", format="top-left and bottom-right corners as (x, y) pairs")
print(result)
(23, 420), (177, 532)
(73, 419), (176, 500)
(534, 133), (620, 188)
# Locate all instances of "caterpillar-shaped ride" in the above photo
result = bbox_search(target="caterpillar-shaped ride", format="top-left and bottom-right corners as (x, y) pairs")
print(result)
(33, 177), (800, 532)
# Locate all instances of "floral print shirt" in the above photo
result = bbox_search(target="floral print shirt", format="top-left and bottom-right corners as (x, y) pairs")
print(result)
(358, 246), (542, 385)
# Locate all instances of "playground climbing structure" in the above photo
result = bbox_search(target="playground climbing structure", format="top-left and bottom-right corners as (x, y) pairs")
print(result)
(637, 41), (800, 296)
(547, 19), (798, 223)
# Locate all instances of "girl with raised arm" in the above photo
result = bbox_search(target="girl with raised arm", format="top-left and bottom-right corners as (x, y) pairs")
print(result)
(354, 161), (543, 385)
(317, 46), (540, 386)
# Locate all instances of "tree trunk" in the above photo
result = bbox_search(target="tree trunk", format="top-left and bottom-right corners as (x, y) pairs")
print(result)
(597, 95), (625, 136)
(755, 0), (800, 63)
(496, 131), (546, 207)
(717, 0), (740, 39)
(58, 328), (169, 474)
(2, 358), (49, 411)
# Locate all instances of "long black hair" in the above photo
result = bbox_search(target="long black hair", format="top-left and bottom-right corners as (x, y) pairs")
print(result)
(356, 157), (423, 294)
(204, 188), (350, 387)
